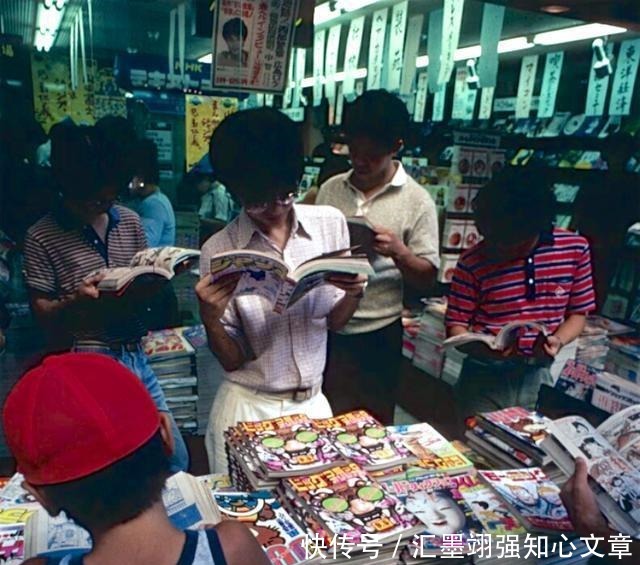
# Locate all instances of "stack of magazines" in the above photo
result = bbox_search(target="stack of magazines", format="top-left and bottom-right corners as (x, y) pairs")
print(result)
(464, 408), (558, 479)
(142, 328), (198, 433)
(605, 335), (640, 384)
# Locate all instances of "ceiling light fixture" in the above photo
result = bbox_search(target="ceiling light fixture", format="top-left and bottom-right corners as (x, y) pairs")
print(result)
(541, 5), (571, 14)
(34, 0), (67, 52)
(534, 23), (626, 45)
(314, 0), (380, 26)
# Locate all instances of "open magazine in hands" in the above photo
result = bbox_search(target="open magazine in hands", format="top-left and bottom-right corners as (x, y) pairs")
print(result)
(442, 321), (548, 351)
(541, 406), (640, 536)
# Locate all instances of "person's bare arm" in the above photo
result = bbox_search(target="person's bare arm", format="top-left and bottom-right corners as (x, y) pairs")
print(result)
(326, 274), (367, 331)
(543, 313), (587, 357)
(215, 520), (271, 565)
(196, 274), (248, 372)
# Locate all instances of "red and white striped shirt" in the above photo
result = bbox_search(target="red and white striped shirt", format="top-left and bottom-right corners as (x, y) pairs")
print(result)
(445, 228), (596, 355)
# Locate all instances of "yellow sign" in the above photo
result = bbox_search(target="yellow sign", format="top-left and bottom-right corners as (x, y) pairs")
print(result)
(185, 94), (238, 171)
(0, 506), (34, 525)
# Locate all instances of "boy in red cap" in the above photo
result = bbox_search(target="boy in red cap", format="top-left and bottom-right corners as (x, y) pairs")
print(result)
(3, 353), (268, 565)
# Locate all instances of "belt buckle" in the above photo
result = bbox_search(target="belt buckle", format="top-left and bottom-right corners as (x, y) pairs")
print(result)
(293, 388), (311, 402)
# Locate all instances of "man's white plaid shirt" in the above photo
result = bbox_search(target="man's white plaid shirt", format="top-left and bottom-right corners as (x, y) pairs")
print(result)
(199, 204), (349, 392)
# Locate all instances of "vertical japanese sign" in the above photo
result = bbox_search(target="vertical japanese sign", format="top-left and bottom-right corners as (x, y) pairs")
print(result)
(313, 29), (326, 106)
(324, 24), (342, 112)
(438, 0), (465, 86)
(478, 86), (495, 120)
(433, 86), (446, 122)
(212, 0), (299, 93)
(283, 55), (294, 108)
(413, 72), (428, 122)
(367, 8), (388, 91)
(400, 14), (424, 95)
(609, 38), (640, 116)
(427, 9), (443, 93)
(585, 43), (614, 116)
(477, 3), (505, 88)
(292, 48), (306, 108)
(185, 94), (238, 171)
(451, 66), (477, 120)
(335, 83), (345, 125)
(343, 16), (365, 99)
(515, 55), (539, 118)
(537, 51), (564, 119)
(386, 0), (408, 92)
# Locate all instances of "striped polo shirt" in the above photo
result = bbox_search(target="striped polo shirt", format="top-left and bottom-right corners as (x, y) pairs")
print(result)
(23, 204), (148, 343)
(445, 228), (596, 355)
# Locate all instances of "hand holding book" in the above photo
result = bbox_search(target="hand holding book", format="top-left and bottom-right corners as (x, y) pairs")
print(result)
(195, 273), (242, 322)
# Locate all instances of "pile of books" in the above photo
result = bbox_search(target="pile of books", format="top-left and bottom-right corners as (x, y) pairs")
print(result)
(464, 407), (560, 480)
(411, 310), (446, 378)
(142, 328), (198, 433)
(225, 410), (475, 493)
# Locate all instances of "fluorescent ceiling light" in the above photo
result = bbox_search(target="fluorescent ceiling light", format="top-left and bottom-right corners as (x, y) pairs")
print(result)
(34, 0), (67, 52)
(197, 53), (213, 64)
(534, 23), (626, 45)
(314, 0), (379, 26)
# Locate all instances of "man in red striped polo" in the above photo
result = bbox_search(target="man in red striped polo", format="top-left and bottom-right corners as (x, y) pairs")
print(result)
(446, 167), (596, 424)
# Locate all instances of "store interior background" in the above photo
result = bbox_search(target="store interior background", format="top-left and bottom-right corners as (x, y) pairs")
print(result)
(1, 0), (640, 473)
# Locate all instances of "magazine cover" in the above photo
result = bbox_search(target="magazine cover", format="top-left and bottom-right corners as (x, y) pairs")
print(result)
(214, 491), (307, 564)
(0, 524), (24, 564)
(285, 463), (421, 543)
(383, 474), (485, 555)
(458, 481), (525, 536)
(555, 359), (599, 402)
(479, 407), (550, 451)
(142, 329), (195, 359)
(478, 468), (573, 532)
(390, 423), (473, 476)
(239, 415), (343, 476)
(315, 411), (412, 470)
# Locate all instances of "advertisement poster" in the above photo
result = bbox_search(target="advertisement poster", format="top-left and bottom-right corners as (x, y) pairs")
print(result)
(212, 0), (299, 93)
(185, 95), (238, 171)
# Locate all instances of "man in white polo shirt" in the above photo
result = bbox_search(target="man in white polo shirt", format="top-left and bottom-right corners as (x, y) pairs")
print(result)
(317, 90), (440, 424)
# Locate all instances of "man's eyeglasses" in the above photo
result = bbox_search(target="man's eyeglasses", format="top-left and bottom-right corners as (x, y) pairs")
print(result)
(245, 191), (299, 212)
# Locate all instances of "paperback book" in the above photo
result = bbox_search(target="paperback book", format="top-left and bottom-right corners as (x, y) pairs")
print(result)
(442, 321), (548, 351)
(209, 249), (373, 313)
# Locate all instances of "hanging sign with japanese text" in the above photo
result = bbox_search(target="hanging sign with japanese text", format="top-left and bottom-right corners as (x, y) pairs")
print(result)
(400, 14), (424, 96)
(367, 8), (388, 91)
(477, 3), (505, 88)
(413, 72), (428, 122)
(438, 0), (465, 86)
(185, 94), (238, 171)
(478, 86), (495, 120)
(433, 86), (446, 122)
(585, 42), (614, 116)
(609, 38), (640, 116)
(427, 9), (443, 94)
(335, 83), (345, 125)
(451, 66), (477, 120)
(313, 29), (326, 106)
(324, 24), (342, 111)
(292, 48), (306, 108)
(537, 51), (564, 119)
(515, 55), (539, 118)
(211, 0), (299, 93)
(343, 16), (365, 99)
(283, 55), (294, 108)
(386, 0), (408, 92)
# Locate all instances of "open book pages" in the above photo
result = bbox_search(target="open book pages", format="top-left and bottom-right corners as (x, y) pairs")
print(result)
(96, 246), (200, 293)
(542, 415), (640, 535)
(209, 249), (373, 312)
(347, 216), (377, 258)
(442, 321), (548, 351)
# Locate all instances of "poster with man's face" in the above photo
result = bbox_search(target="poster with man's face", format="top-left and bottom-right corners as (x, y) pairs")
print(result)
(212, 0), (299, 93)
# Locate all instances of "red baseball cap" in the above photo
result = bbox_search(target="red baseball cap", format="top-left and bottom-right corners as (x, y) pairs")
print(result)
(3, 353), (161, 486)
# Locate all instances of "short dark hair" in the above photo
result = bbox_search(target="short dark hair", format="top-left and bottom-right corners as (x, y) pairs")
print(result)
(343, 90), (409, 150)
(51, 121), (136, 200)
(209, 108), (303, 206)
(472, 166), (556, 243)
(41, 432), (170, 532)
(222, 17), (248, 41)
(133, 139), (160, 185)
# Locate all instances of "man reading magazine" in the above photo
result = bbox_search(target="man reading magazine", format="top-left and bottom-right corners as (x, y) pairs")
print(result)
(196, 109), (367, 473)
(445, 168), (596, 424)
